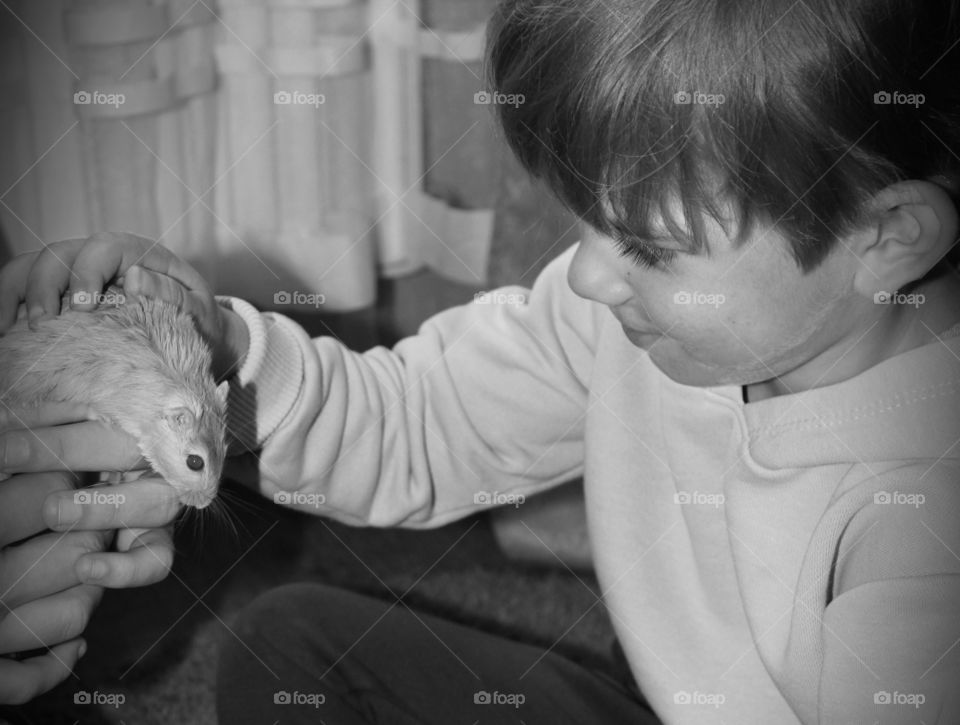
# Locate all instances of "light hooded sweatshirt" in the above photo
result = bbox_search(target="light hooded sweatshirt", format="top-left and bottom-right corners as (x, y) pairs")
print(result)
(217, 243), (960, 724)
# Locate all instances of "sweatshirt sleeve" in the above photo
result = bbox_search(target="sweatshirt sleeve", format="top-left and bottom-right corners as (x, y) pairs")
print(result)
(817, 466), (960, 723)
(214, 243), (603, 528)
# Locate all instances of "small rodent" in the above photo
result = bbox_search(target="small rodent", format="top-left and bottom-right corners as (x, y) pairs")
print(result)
(0, 287), (226, 509)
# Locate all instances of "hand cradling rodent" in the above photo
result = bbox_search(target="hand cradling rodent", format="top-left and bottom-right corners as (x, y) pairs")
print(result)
(0, 286), (226, 509)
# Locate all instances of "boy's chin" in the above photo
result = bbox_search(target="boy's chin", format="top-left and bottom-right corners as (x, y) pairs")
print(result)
(645, 345), (772, 390)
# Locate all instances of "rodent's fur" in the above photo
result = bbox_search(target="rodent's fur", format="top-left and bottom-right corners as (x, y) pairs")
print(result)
(0, 288), (226, 509)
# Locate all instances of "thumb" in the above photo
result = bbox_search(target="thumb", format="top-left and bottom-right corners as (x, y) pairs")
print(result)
(0, 637), (86, 705)
(123, 266), (217, 341)
(123, 265), (189, 312)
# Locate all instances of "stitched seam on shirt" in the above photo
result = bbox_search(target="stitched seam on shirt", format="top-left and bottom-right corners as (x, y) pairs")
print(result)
(749, 379), (960, 437)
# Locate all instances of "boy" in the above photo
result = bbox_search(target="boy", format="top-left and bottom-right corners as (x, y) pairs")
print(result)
(3, 0), (959, 721)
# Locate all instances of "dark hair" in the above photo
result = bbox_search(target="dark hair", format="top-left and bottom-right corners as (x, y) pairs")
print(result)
(485, 0), (960, 271)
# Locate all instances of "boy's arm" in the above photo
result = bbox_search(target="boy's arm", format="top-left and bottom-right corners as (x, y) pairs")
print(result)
(216, 244), (605, 528)
(817, 471), (960, 723)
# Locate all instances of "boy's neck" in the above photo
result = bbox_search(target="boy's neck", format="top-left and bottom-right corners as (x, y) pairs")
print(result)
(744, 269), (960, 403)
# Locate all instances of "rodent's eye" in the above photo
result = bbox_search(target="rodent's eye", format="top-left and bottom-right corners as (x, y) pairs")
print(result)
(186, 454), (205, 471)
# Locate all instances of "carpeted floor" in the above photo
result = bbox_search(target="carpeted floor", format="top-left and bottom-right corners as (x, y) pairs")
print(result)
(5, 480), (618, 725)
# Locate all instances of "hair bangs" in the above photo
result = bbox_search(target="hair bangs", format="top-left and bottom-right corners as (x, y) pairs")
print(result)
(486, 0), (743, 255)
(487, 0), (960, 271)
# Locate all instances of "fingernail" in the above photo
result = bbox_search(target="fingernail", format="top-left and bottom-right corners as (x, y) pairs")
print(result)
(27, 308), (53, 330)
(57, 498), (83, 527)
(80, 559), (108, 581)
(0, 433), (29, 469)
(78, 641), (88, 659)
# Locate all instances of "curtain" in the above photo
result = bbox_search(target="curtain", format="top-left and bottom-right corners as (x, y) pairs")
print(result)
(0, 0), (571, 310)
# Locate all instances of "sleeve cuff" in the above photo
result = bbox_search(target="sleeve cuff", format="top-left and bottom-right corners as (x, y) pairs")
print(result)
(214, 295), (305, 454)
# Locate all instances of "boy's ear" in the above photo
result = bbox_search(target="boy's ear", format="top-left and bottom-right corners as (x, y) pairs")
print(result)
(851, 180), (959, 298)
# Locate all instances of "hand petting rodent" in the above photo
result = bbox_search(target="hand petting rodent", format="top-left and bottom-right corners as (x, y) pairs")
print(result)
(0, 232), (250, 382)
(0, 232), (247, 509)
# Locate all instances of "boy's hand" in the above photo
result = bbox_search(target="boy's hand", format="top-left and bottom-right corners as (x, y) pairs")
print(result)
(0, 403), (177, 704)
(0, 232), (247, 381)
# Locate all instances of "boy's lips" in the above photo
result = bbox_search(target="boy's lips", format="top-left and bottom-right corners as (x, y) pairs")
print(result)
(611, 308), (662, 339)
(622, 325), (664, 346)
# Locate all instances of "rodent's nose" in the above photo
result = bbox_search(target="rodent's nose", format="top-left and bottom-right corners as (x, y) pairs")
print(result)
(186, 454), (205, 471)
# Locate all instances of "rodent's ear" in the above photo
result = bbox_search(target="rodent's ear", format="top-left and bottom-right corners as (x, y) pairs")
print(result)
(164, 406), (197, 434)
(215, 382), (228, 409)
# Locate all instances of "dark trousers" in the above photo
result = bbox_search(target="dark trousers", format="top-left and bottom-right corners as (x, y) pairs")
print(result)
(216, 582), (662, 724)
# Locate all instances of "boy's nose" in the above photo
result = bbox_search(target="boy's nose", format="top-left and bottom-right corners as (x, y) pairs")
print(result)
(567, 229), (634, 308)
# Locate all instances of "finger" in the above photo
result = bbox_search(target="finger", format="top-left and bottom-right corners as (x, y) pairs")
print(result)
(77, 526), (174, 588)
(44, 478), (181, 533)
(0, 637), (86, 705)
(0, 402), (95, 433)
(123, 265), (190, 311)
(124, 266), (219, 339)
(21, 239), (88, 328)
(0, 471), (76, 547)
(0, 530), (111, 611)
(0, 420), (145, 476)
(0, 584), (102, 654)
(70, 232), (207, 310)
(0, 251), (39, 332)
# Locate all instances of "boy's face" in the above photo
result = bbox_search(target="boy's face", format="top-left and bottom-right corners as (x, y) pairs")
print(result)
(568, 206), (865, 391)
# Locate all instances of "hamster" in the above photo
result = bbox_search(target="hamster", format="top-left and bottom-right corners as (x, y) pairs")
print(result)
(0, 288), (226, 509)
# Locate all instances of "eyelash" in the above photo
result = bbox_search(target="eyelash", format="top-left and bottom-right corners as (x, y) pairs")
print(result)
(612, 234), (678, 269)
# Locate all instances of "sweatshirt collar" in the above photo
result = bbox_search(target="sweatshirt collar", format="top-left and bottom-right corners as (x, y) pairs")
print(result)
(742, 330), (960, 468)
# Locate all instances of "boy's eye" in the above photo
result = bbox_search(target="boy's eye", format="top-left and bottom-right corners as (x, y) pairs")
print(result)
(612, 234), (678, 270)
